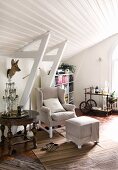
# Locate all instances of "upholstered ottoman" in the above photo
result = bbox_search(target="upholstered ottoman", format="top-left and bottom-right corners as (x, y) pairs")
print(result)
(66, 116), (99, 148)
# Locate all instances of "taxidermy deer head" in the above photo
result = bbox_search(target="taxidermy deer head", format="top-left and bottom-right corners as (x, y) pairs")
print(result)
(7, 59), (21, 78)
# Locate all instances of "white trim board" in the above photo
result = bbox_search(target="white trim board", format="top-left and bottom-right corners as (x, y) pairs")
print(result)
(12, 31), (67, 108)
(19, 32), (50, 108)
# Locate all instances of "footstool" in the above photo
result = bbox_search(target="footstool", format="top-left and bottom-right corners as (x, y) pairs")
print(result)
(66, 116), (99, 148)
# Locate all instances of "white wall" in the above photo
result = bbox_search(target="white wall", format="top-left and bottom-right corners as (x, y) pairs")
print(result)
(65, 34), (118, 107)
(0, 57), (8, 112)
(0, 57), (40, 113)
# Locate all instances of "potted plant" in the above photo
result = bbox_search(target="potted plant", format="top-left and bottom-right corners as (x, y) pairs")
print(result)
(59, 63), (76, 73)
(108, 91), (117, 104)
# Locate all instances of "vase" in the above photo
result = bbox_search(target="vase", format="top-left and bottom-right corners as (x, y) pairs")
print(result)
(65, 69), (69, 74)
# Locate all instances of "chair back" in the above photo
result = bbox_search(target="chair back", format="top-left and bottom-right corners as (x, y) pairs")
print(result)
(36, 87), (65, 112)
(41, 87), (58, 100)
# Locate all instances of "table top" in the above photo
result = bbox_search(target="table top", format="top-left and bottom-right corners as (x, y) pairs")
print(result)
(0, 110), (39, 126)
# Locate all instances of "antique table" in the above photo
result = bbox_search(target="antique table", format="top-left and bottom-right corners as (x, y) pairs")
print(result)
(0, 110), (39, 155)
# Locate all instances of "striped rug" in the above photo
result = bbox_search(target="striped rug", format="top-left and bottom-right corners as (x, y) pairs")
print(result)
(33, 124), (118, 170)
(0, 153), (45, 170)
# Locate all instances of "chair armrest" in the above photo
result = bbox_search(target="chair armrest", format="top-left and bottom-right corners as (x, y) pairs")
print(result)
(62, 103), (75, 111)
(40, 106), (52, 122)
(41, 106), (51, 115)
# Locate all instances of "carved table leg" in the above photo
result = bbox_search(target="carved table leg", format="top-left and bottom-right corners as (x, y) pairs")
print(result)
(7, 125), (13, 155)
(0, 125), (5, 146)
(31, 122), (37, 149)
(24, 125), (27, 140)
(24, 125), (27, 150)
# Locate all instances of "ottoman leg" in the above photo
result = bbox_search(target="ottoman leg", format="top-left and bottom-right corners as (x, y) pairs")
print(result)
(78, 145), (82, 149)
(94, 140), (99, 145)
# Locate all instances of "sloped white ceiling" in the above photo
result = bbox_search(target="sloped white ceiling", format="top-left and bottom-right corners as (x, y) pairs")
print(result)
(0, 0), (118, 59)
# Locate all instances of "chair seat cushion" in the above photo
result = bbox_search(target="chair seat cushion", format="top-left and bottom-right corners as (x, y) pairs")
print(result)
(43, 98), (65, 113)
(51, 111), (75, 121)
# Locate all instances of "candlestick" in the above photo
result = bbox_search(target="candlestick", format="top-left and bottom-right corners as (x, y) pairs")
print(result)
(3, 80), (19, 115)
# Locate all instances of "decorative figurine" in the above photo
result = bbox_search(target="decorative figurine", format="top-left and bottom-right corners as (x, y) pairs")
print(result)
(7, 59), (21, 79)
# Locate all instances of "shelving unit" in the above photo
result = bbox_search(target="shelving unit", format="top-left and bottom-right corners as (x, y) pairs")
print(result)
(54, 73), (74, 104)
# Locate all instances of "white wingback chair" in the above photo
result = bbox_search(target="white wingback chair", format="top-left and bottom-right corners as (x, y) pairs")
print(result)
(36, 87), (76, 138)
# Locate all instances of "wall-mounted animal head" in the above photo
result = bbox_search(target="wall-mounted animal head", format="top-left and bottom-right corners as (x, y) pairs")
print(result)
(7, 59), (21, 78)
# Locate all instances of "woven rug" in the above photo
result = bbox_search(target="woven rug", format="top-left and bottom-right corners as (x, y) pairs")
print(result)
(55, 126), (66, 137)
(33, 123), (118, 170)
(0, 154), (45, 170)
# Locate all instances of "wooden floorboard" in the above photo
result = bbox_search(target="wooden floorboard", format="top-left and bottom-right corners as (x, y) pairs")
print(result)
(0, 109), (118, 169)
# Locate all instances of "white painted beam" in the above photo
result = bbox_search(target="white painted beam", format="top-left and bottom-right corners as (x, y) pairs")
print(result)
(45, 41), (67, 53)
(43, 55), (57, 61)
(12, 31), (50, 58)
(13, 51), (38, 58)
(48, 40), (67, 87)
(19, 32), (50, 108)
(42, 40), (67, 88)
(17, 31), (50, 52)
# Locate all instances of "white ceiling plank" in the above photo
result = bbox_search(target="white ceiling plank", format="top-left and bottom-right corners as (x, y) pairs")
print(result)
(0, 0), (117, 58)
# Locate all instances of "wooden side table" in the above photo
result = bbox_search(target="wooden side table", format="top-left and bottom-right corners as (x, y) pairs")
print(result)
(0, 110), (38, 155)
